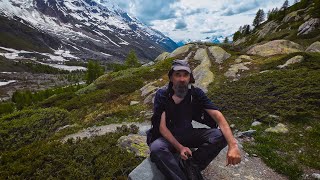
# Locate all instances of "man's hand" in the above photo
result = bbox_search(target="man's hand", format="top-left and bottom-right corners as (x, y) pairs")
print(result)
(179, 146), (192, 160)
(226, 145), (241, 166)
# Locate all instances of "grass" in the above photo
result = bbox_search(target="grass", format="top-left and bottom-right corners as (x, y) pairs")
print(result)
(207, 52), (320, 179)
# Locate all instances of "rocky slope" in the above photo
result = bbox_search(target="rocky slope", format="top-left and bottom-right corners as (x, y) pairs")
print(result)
(0, 0), (178, 62)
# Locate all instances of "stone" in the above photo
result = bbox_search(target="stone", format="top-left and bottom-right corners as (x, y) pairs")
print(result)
(128, 157), (166, 180)
(169, 44), (193, 58)
(236, 130), (257, 138)
(312, 173), (320, 180)
(298, 18), (320, 35)
(251, 121), (262, 127)
(306, 41), (320, 52)
(130, 101), (140, 106)
(282, 11), (301, 23)
(117, 134), (150, 158)
(224, 62), (251, 78)
(233, 37), (246, 46)
(277, 55), (304, 68)
(141, 85), (158, 97)
(247, 40), (303, 57)
(265, 123), (288, 133)
(208, 46), (231, 64)
(257, 20), (279, 39)
(230, 124), (236, 129)
(142, 61), (155, 67)
(143, 91), (156, 104)
(154, 52), (170, 61)
(193, 48), (214, 92)
(238, 55), (252, 61)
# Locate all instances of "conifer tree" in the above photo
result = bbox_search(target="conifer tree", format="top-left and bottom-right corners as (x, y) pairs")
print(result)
(253, 9), (264, 28)
(282, 0), (289, 10)
(85, 60), (104, 84)
(125, 50), (141, 68)
(223, 37), (229, 43)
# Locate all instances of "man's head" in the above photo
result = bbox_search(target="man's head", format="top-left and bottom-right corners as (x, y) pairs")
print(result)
(168, 60), (195, 98)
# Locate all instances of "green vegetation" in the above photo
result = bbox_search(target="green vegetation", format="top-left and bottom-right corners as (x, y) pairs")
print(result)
(208, 52), (320, 179)
(85, 60), (104, 84)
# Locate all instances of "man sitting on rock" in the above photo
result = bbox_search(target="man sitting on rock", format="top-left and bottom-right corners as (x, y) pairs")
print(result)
(147, 59), (241, 180)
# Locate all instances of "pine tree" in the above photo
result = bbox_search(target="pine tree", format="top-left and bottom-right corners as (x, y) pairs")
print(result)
(253, 9), (264, 28)
(244, 25), (251, 35)
(223, 37), (229, 43)
(282, 0), (289, 10)
(294, 0), (299, 4)
(85, 60), (104, 84)
(125, 50), (141, 68)
(233, 31), (241, 41)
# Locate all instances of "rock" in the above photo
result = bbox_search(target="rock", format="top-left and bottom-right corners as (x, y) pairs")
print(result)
(130, 101), (140, 106)
(238, 55), (252, 61)
(268, 114), (280, 119)
(224, 62), (251, 79)
(298, 18), (320, 35)
(143, 91), (156, 104)
(117, 134), (150, 158)
(265, 123), (288, 133)
(282, 11), (301, 23)
(141, 85), (158, 97)
(312, 173), (320, 179)
(236, 130), (257, 138)
(169, 44), (193, 58)
(257, 21), (279, 39)
(142, 61), (155, 67)
(230, 124), (236, 129)
(306, 41), (320, 52)
(208, 46), (231, 64)
(154, 52), (170, 61)
(56, 124), (77, 132)
(277, 55), (304, 68)
(233, 37), (246, 46)
(305, 126), (312, 131)
(251, 121), (262, 127)
(193, 48), (214, 92)
(128, 157), (166, 180)
(247, 40), (303, 57)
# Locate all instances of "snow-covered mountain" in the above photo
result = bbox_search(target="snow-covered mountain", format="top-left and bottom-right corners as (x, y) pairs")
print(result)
(176, 35), (233, 46)
(0, 0), (178, 62)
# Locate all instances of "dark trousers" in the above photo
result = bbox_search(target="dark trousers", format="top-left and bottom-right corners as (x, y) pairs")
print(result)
(149, 128), (227, 180)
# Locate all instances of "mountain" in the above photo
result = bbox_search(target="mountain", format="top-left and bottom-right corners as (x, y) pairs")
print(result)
(176, 35), (232, 46)
(233, 0), (320, 48)
(0, 0), (178, 62)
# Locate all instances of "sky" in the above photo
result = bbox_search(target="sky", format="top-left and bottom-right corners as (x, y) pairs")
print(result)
(112, 0), (296, 42)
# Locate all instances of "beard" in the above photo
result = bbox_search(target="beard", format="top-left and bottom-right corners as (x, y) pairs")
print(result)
(173, 83), (189, 98)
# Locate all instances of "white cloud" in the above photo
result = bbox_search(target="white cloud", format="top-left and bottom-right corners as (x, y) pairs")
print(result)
(111, 0), (296, 42)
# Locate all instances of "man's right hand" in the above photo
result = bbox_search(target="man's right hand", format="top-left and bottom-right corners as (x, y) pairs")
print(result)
(179, 146), (192, 160)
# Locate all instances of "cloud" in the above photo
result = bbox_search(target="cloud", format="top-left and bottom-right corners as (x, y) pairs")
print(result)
(175, 19), (187, 30)
(112, 0), (178, 25)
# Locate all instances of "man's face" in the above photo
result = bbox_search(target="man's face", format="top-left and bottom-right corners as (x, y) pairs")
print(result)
(171, 70), (190, 98)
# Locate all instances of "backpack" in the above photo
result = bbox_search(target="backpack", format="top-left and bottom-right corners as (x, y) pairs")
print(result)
(146, 85), (218, 145)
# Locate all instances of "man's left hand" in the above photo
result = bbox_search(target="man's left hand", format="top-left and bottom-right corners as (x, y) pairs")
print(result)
(226, 146), (241, 166)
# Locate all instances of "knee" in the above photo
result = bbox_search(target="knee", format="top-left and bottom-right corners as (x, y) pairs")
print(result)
(149, 138), (170, 153)
(208, 129), (227, 147)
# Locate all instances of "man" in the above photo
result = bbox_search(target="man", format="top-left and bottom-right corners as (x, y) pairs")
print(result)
(148, 59), (241, 180)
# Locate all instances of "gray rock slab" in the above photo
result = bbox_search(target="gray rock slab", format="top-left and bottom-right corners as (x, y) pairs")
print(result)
(128, 157), (166, 180)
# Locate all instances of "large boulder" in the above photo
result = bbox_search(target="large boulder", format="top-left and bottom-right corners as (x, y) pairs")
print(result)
(298, 18), (320, 35)
(208, 46), (231, 64)
(306, 41), (320, 52)
(193, 48), (214, 92)
(169, 44), (193, 58)
(247, 40), (303, 57)
(233, 37), (246, 46)
(117, 134), (150, 158)
(277, 55), (304, 68)
(257, 21), (279, 39)
(154, 52), (170, 61)
(128, 157), (166, 180)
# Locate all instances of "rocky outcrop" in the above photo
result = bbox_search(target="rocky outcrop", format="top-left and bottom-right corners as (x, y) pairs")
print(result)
(282, 11), (302, 23)
(224, 62), (251, 79)
(168, 44), (193, 58)
(193, 48), (214, 92)
(247, 40), (303, 57)
(257, 21), (279, 39)
(298, 18), (320, 35)
(306, 41), (320, 52)
(233, 37), (246, 46)
(117, 134), (150, 158)
(140, 81), (159, 104)
(234, 55), (252, 63)
(208, 46), (231, 64)
(278, 55), (304, 68)
(154, 52), (170, 61)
